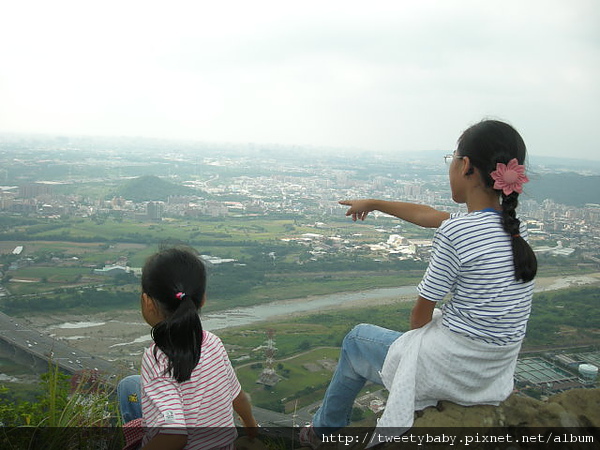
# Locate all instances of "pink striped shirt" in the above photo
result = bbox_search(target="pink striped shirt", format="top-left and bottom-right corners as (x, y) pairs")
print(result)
(141, 330), (241, 449)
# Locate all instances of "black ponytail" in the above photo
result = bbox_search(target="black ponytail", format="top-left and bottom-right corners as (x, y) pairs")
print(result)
(457, 119), (538, 282)
(500, 192), (537, 282)
(142, 247), (206, 383)
(151, 295), (203, 383)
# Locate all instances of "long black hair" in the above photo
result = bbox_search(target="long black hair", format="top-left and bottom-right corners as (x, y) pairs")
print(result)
(457, 119), (537, 282)
(141, 246), (206, 382)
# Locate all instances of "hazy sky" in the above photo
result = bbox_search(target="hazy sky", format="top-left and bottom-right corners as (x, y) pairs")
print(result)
(1, 0), (599, 159)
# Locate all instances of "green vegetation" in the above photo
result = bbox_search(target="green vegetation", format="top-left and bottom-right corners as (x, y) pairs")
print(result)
(2, 287), (139, 315)
(0, 365), (121, 449)
(221, 303), (413, 364)
(236, 348), (340, 413)
(0, 215), (321, 246)
(222, 304), (414, 412)
(112, 175), (199, 202)
(227, 286), (599, 357)
(1, 207), (599, 420)
(269, 285), (598, 350)
(1, 214), (429, 315)
(2, 212), (598, 324)
(525, 286), (600, 348)
(535, 253), (599, 277)
(527, 173), (600, 207)
(219, 285), (599, 413)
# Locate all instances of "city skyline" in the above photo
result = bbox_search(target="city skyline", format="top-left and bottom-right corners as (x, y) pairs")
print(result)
(1, 1), (599, 161)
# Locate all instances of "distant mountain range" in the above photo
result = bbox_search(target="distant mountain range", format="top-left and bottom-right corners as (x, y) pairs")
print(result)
(113, 175), (198, 202)
(112, 170), (598, 208)
(400, 152), (600, 207)
(529, 155), (600, 172)
(527, 172), (600, 207)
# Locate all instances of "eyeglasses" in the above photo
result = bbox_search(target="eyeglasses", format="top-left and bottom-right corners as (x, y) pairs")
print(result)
(444, 154), (464, 165)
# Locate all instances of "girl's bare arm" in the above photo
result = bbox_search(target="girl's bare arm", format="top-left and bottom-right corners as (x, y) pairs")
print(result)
(339, 199), (449, 228)
(233, 391), (259, 438)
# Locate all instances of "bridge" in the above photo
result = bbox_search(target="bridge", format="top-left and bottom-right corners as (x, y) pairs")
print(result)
(0, 311), (126, 379)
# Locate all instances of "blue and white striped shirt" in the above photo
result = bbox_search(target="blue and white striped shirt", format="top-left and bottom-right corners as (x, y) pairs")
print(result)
(417, 210), (533, 346)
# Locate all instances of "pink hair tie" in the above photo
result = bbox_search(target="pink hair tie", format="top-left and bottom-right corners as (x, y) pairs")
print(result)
(175, 292), (186, 301)
(490, 158), (529, 195)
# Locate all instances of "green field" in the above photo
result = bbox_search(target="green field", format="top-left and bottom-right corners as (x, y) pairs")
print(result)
(1, 216), (324, 249)
(236, 347), (340, 413)
(2, 213), (598, 318)
(219, 304), (415, 412)
(1, 215), (431, 315)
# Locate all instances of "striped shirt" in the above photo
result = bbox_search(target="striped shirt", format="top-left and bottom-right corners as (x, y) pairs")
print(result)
(141, 330), (241, 449)
(417, 210), (534, 346)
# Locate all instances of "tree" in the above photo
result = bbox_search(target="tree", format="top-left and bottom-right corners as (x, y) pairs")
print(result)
(298, 340), (311, 351)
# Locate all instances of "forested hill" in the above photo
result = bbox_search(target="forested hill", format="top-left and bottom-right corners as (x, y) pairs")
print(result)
(112, 175), (198, 202)
(526, 172), (600, 207)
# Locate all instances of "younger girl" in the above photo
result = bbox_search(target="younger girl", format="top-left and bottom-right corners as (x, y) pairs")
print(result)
(117, 246), (257, 450)
(301, 119), (537, 446)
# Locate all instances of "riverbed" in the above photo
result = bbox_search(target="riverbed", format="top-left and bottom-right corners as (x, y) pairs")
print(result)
(23, 273), (600, 366)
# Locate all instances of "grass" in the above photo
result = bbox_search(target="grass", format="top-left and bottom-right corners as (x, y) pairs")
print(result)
(228, 323), (345, 358)
(0, 357), (36, 380)
(10, 217), (319, 246)
(214, 272), (423, 308)
(220, 302), (415, 413)
(536, 264), (599, 277)
(11, 266), (88, 282)
(236, 348), (340, 413)
(221, 304), (413, 362)
(0, 364), (122, 449)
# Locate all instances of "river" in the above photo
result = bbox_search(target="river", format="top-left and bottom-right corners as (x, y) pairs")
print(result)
(201, 286), (418, 331)
(39, 273), (600, 354)
(146, 273), (600, 332)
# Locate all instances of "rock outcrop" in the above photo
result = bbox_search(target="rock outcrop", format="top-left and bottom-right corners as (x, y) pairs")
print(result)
(413, 388), (600, 428)
(238, 389), (600, 449)
(279, 389), (600, 449)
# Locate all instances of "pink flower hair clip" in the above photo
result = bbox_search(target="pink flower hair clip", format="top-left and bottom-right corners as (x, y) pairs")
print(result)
(490, 158), (529, 195)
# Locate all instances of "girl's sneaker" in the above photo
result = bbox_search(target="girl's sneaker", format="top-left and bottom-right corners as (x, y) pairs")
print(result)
(299, 424), (321, 449)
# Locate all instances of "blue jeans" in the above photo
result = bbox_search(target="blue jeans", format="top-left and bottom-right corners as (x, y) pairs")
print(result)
(313, 324), (402, 436)
(117, 375), (142, 424)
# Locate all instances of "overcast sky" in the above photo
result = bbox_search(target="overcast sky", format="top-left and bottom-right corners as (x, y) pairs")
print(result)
(1, 0), (598, 160)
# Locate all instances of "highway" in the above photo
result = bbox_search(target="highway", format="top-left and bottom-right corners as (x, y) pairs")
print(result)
(0, 311), (126, 379)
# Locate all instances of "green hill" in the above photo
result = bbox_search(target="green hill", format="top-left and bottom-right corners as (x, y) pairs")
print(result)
(527, 172), (600, 207)
(113, 175), (198, 202)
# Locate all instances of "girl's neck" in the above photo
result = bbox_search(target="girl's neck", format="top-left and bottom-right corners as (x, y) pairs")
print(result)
(465, 190), (501, 213)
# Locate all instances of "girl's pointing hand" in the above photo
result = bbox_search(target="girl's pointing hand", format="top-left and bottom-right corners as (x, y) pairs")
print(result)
(339, 199), (374, 221)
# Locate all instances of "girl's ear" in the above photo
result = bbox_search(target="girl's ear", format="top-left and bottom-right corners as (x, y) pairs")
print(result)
(200, 293), (207, 307)
(461, 156), (474, 176)
(142, 293), (159, 314)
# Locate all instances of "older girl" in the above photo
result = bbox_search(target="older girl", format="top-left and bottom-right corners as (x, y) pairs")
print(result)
(301, 119), (537, 446)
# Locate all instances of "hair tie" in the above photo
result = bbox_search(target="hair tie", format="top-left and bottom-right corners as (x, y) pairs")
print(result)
(490, 158), (529, 195)
(175, 292), (186, 301)
(512, 234), (521, 238)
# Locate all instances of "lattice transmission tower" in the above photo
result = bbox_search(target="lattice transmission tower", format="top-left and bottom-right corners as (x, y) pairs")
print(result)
(257, 328), (280, 387)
